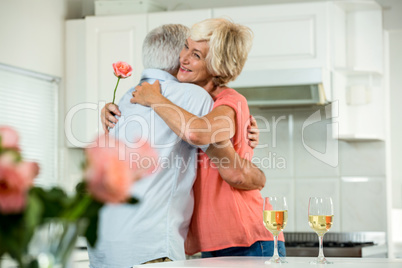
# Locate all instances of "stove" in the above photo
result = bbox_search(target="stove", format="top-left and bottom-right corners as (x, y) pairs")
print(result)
(284, 232), (387, 258)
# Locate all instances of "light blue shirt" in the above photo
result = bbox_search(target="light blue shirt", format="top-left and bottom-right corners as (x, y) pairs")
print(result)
(87, 69), (214, 268)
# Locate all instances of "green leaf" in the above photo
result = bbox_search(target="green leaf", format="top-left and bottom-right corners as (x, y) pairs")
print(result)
(24, 192), (44, 243)
(3, 222), (25, 265)
(29, 186), (72, 220)
(75, 181), (88, 196)
(27, 259), (39, 268)
(3, 190), (46, 265)
(0, 211), (26, 263)
(25, 191), (44, 227)
(127, 197), (139, 204)
(82, 199), (103, 247)
(0, 231), (9, 259)
(0, 212), (23, 232)
(63, 194), (92, 220)
(84, 212), (99, 248)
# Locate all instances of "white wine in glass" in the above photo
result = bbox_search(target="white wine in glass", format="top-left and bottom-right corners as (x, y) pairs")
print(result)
(263, 197), (288, 264)
(308, 197), (334, 264)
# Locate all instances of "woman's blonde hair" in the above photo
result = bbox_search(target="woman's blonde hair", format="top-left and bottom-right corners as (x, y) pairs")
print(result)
(190, 18), (253, 86)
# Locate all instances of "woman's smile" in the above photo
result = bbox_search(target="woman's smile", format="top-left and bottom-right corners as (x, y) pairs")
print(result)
(179, 65), (192, 73)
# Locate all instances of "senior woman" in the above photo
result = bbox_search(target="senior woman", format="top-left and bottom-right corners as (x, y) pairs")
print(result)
(132, 18), (286, 258)
(102, 18), (286, 257)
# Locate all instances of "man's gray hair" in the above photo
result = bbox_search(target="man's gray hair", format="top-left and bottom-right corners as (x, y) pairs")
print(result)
(142, 24), (190, 73)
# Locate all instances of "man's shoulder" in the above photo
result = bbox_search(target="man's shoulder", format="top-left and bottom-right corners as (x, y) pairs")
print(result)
(164, 80), (211, 99)
(164, 80), (201, 90)
(117, 87), (135, 106)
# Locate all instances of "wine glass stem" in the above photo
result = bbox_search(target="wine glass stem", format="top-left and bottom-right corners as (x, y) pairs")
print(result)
(273, 235), (279, 259)
(318, 235), (325, 260)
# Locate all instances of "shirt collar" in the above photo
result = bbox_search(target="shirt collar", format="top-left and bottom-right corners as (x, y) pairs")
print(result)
(140, 69), (178, 83)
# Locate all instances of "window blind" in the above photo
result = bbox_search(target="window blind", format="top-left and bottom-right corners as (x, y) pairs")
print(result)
(0, 63), (59, 187)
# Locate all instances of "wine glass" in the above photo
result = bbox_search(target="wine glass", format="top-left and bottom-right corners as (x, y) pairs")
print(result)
(263, 197), (288, 264)
(308, 197), (334, 264)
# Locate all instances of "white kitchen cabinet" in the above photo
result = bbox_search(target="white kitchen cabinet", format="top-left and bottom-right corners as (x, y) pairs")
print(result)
(332, 71), (385, 141)
(148, 9), (212, 30)
(65, 15), (147, 147)
(213, 2), (329, 71)
(330, 1), (385, 140)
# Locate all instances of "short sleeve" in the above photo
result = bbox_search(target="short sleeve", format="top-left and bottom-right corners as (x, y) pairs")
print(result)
(212, 88), (253, 158)
(213, 90), (247, 116)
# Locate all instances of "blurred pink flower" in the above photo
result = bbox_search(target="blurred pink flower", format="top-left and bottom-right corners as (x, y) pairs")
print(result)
(0, 126), (20, 150)
(84, 135), (158, 203)
(0, 155), (39, 214)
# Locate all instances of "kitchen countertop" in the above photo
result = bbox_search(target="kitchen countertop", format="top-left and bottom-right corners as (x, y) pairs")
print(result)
(133, 257), (402, 268)
(5, 253), (399, 268)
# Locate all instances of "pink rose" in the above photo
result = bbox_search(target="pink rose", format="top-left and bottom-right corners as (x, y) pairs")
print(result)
(111, 61), (133, 104)
(84, 135), (158, 203)
(0, 155), (39, 214)
(113, 61), (133, 78)
(0, 126), (20, 150)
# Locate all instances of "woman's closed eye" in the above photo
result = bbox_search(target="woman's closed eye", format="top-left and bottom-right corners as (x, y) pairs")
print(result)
(193, 52), (201, 59)
(184, 42), (201, 59)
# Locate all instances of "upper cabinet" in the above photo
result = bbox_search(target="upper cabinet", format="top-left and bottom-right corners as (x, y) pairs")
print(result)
(330, 1), (385, 140)
(335, 2), (383, 74)
(85, 15), (147, 102)
(65, 15), (147, 147)
(148, 9), (212, 30)
(213, 2), (329, 71)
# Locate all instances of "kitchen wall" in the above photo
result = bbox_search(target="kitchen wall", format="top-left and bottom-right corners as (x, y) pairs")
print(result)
(252, 106), (386, 233)
(0, 0), (85, 76)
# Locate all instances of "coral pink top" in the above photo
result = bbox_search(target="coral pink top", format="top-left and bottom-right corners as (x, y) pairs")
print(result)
(185, 88), (284, 255)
